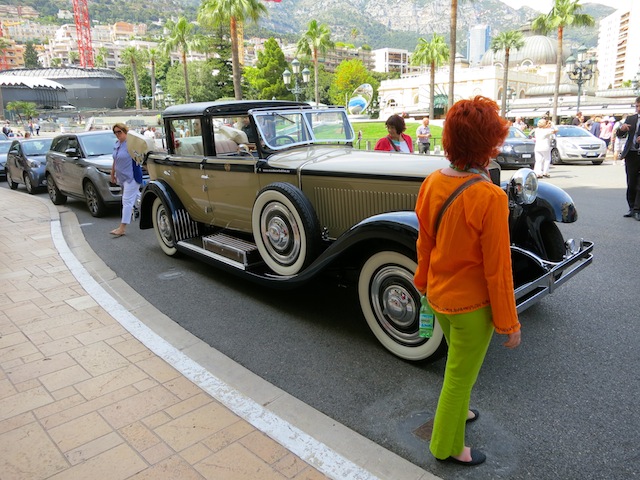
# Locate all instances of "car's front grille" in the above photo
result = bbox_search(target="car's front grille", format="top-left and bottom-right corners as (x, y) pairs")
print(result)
(582, 144), (601, 150)
(313, 187), (418, 238)
(514, 144), (535, 154)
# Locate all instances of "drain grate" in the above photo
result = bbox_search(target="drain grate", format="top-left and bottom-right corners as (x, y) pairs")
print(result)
(412, 418), (434, 441)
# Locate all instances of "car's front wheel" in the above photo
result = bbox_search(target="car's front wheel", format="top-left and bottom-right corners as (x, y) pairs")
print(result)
(152, 197), (179, 256)
(7, 170), (18, 190)
(357, 250), (446, 362)
(252, 183), (320, 276)
(24, 173), (35, 194)
(46, 174), (67, 205)
(84, 181), (107, 217)
(551, 148), (561, 164)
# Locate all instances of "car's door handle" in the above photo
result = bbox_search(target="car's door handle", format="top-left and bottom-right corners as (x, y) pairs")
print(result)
(201, 175), (209, 179)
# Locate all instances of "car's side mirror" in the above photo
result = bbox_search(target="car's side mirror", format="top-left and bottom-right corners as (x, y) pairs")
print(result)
(65, 147), (79, 157)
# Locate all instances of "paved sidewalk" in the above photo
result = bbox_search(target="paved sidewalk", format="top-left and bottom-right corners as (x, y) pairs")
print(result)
(0, 187), (435, 480)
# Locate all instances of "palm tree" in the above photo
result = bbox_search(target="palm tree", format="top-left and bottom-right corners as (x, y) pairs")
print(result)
(163, 17), (196, 103)
(411, 34), (449, 119)
(6, 101), (37, 125)
(121, 47), (145, 110)
(148, 48), (161, 109)
(491, 30), (525, 118)
(198, 0), (267, 100)
(297, 20), (334, 106)
(532, 0), (594, 123)
(448, 0), (458, 110)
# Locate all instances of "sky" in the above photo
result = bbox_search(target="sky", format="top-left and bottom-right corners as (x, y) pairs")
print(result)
(496, 0), (621, 13)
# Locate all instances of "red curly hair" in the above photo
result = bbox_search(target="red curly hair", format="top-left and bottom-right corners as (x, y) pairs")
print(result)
(442, 96), (509, 169)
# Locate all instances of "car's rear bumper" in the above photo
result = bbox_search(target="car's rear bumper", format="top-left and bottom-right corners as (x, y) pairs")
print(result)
(513, 239), (594, 313)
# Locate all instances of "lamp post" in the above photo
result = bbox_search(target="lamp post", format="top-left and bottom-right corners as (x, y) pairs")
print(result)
(282, 58), (310, 102)
(566, 45), (597, 115)
(154, 83), (164, 109)
(505, 86), (516, 116)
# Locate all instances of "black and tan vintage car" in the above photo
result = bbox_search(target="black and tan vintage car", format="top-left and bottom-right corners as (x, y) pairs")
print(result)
(138, 100), (593, 362)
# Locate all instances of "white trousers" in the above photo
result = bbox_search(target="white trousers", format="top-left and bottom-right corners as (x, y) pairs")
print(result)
(534, 149), (551, 176)
(121, 179), (140, 225)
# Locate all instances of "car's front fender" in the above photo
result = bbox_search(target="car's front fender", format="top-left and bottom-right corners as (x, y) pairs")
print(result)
(534, 182), (578, 223)
(139, 179), (184, 230)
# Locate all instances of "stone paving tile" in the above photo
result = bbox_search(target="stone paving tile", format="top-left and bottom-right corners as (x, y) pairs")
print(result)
(129, 454), (206, 480)
(69, 341), (130, 376)
(196, 442), (287, 480)
(65, 431), (123, 466)
(48, 443), (148, 480)
(0, 385), (53, 421)
(48, 411), (113, 452)
(99, 385), (180, 430)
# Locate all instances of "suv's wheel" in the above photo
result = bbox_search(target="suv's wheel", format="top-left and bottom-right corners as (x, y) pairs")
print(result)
(357, 250), (446, 362)
(7, 170), (18, 190)
(551, 148), (561, 164)
(46, 174), (67, 205)
(24, 173), (35, 194)
(152, 197), (179, 256)
(252, 183), (320, 276)
(84, 180), (107, 217)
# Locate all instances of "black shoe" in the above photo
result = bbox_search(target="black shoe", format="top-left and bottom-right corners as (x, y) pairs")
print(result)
(634, 212), (640, 221)
(466, 408), (480, 423)
(436, 448), (486, 466)
(624, 210), (633, 217)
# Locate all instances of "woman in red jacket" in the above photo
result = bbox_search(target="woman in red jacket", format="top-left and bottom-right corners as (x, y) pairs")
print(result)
(374, 114), (414, 153)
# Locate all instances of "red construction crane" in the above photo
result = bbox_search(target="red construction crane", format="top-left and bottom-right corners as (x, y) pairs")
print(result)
(72, 0), (94, 67)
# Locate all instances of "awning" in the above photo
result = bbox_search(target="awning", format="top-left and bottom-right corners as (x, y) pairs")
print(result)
(433, 94), (448, 107)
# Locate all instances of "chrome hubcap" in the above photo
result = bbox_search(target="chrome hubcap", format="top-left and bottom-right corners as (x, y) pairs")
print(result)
(261, 203), (300, 266)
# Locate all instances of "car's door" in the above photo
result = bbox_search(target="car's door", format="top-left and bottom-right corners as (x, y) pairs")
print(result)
(62, 136), (86, 196)
(6, 141), (22, 181)
(48, 136), (73, 193)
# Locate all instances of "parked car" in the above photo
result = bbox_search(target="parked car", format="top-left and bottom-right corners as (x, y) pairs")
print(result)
(5, 138), (52, 193)
(0, 140), (11, 179)
(0, 131), (7, 140)
(495, 126), (535, 169)
(551, 125), (607, 165)
(45, 130), (123, 217)
(138, 100), (593, 362)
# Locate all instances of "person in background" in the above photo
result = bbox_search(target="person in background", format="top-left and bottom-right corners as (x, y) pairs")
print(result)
(34, 121), (40, 136)
(110, 123), (143, 237)
(618, 97), (640, 220)
(514, 117), (527, 131)
(612, 114), (628, 165)
(589, 115), (601, 138)
(416, 116), (431, 154)
(414, 96), (521, 467)
(375, 114), (413, 153)
(572, 111), (584, 127)
(599, 117), (613, 152)
(533, 119), (557, 178)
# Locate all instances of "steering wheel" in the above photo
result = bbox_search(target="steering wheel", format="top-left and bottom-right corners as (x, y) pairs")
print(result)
(271, 135), (295, 146)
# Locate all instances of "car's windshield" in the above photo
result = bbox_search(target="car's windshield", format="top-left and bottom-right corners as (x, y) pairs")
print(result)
(0, 141), (11, 153)
(252, 107), (355, 150)
(507, 127), (528, 139)
(556, 127), (591, 138)
(22, 140), (51, 155)
(79, 132), (117, 156)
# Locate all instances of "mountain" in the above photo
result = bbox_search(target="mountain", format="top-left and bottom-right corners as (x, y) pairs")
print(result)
(2, 0), (615, 51)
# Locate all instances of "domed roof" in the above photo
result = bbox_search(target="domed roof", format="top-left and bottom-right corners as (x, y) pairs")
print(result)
(480, 35), (567, 67)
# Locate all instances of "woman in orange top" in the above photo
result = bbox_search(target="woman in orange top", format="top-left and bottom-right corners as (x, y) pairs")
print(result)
(414, 96), (521, 466)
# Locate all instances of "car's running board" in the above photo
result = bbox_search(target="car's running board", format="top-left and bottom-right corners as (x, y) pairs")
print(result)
(178, 233), (262, 270)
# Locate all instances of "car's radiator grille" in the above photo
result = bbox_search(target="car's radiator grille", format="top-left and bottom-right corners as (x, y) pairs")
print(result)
(313, 187), (417, 238)
(514, 144), (535, 154)
(583, 144), (600, 150)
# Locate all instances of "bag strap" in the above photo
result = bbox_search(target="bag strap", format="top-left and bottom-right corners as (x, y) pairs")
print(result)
(387, 135), (400, 151)
(434, 175), (487, 235)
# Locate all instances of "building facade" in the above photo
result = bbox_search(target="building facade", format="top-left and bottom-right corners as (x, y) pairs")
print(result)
(597, 4), (640, 91)
(468, 24), (490, 67)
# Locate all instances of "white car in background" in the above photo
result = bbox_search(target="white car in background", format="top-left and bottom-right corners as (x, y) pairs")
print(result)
(551, 125), (607, 165)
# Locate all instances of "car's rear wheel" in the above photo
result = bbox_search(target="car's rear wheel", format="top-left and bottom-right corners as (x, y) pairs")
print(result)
(46, 174), (67, 205)
(252, 183), (320, 276)
(357, 250), (446, 362)
(152, 197), (178, 256)
(84, 180), (107, 217)
(24, 173), (35, 194)
(551, 148), (561, 164)
(7, 170), (18, 190)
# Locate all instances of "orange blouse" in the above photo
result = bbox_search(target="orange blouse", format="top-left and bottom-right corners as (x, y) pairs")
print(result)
(414, 170), (520, 334)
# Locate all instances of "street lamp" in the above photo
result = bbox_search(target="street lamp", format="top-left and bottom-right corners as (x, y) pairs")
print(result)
(282, 58), (310, 102)
(506, 86), (516, 115)
(155, 83), (164, 109)
(566, 45), (597, 115)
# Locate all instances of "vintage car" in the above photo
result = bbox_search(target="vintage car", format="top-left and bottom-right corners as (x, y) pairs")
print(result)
(138, 100), (593, 362)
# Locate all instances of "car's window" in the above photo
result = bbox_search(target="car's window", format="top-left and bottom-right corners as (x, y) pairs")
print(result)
(22, 140), (51, 155)
(507, 127), (527, 139)
(9, 142), (19, 154)
(252, 108), (354, 150)
(170, 118), (204, 156)
(51, 136), (69, 153)
(556, 127), (590, 138)
(0, 141), (11, 153)
(78, 133), (116, 156)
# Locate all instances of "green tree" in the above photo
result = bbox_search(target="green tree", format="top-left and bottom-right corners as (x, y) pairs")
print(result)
(411, 34), (450, 119)
(328, 59), (374, 107)
(68, 51), (79, 65)
(198, 0), (267, 101)
(244, 37), (289, 100)
(6, 101), (37, 124)
(121, 47), (147, 110)
(297, 20), (334, 106)
(50, 57), (62, 67)
(147, 48), (162, 109)
(94, 47), (109, 68)
(118, 66), (152, 108)
(163, 17), (196, 103)
(532, 0), (594, 123)
(491, 30), (525, 118)
(23, 42), (42, 68)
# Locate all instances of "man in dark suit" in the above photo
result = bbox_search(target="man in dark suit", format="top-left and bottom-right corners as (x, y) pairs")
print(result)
(620, 97), (640, 220)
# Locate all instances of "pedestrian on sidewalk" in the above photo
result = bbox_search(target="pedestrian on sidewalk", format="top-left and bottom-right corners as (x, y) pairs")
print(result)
(110, 123), (142, 237)
(414, 96), (521, 467)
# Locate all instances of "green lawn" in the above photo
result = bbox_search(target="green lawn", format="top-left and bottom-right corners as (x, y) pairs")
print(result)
(350, 121), (443, 151)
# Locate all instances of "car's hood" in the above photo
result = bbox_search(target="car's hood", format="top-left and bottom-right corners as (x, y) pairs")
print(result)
(265, 146), (450, 180)
(504, 137), (534, 146)
(557, 136), (603, 146)
(82, 153), (114, 167)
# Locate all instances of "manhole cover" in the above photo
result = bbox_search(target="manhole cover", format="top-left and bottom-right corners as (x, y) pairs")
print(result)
(413, 418), (434, 441)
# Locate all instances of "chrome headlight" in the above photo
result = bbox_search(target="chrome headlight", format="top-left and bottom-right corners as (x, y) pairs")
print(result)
(501, 144), (514, 154)
(509, 168), (538, 205)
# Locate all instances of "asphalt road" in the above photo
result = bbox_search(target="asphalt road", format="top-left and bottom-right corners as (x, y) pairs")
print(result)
(7, 160), (639, 480)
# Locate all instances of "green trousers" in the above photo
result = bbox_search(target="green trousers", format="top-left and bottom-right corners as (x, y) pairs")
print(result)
(429, 305), (494, 459)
